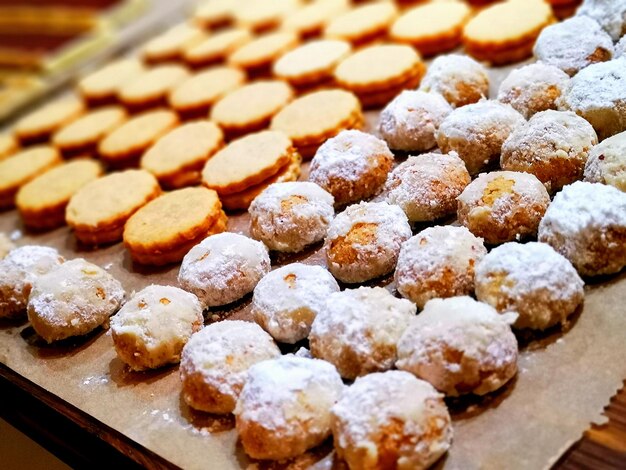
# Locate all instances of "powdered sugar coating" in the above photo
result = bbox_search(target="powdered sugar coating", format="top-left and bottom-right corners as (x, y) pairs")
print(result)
(395, 226), (487, 309)
(309, 286), (416, 379)
(436, 100), (526, 175)
(0, 246), (64, 319)
(180, 320), (280, 414)
(309, 130), (394, 207)
(27, 258), (124, 343)
(419, 54), (489, 108)
(385, 152), (471, 222)
(584, 131), (626, 191)
(534, 16), (614, 76)
(396, 296), (518, 396)
(0, 233), (14, 259)
(501, 110), (598, 193)
(497, 62), (570, 119)
(475, 242), (584, 330)
(324, 201), (412, 283)
(178, 232), (270, 308)
(457, 170), (550, 245)
(538, 181), (626, 276)
(576, 0), (626, 41)
(379, 90), (452, 152)
(252, 263), (339, 344)
(234, 355), (344, 460)
(249, 181), (334, 253)
(331, 371), (452, 470)
(616, 36), (626, 58)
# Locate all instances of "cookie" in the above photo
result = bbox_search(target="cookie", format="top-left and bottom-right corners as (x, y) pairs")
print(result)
(0, 133), (18, 160)
(118, 64), (191, 112)
(576, 0), (626, 41)
(228, 31), (299, 76)
(233, 0), (300, 33)
(324, 1), (398, 45)
(281, 0), (349, 38)
(77, 58), (145, 106)
(14, 96), (85, 144)
(98, 109), (179, 168)
(192, 0), (236, 28)
(616, 36), (626, 59)
(16, 159), (103, 230)
(0, 146), (62, 209)
(183, 28), (252, 68)
(66, 169), (161, 245)
(123, 187), (226, 266)
(584, 131), (626, 191)
(142, 23), (206, 64)
(141, 121), (224, 189)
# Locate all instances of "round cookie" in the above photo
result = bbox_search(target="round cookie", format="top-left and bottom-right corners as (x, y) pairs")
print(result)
(0, 233), (14, 259)
(178, 232), (270, 307)
(576, 0), (626, 41)
(281, 0), (348, 38)
(233, 0), (300, 33)
(228, 31), (299, 75)
(385, 152), (471, 223)
(0, 146), (62, 209)
(419, 54), (489, 109)
(118, 65), (191, 112)
(77, 58), (145, 105)
(252, 263), (340, 343)
(66, 169), (161, 245)
(395, 226), (487, 309)
(309, 130), (394, 207)
(0, 133), (18, 160)
(14, 96), (85, 144)
(123, 187), (226, 266)
(538, 181), (626, 276)
(324, 1), (398, 45)
(457, 170), (551, 245)
(331, 371), (452, 470)
(533, 16), (613, 76)
(183, 28), (252, 68)
(110, 285), (204, 371)
(379, 90), (452, 152)
(16, 159), (103, 230)
(325, 201), (411, 283)
(180, 320), (280, 414)
(27, 258), (125, 343)
(141, 121), (224, 189)
(235, 355), (344, 461)
(192, 0), (235, 28)
(396, 296), (518, 396)
(0, 246), (64, 319)
(249, 181), (335, 252)
(475, 242), (584, 330)
(501, 110), (598, 193)
(210, 81), (294, 138)
(310, 286), (416, 379)
(142, 23), (206, 64)
(390, 0), (471, 56)
(497, 62), (570, 119)
(584, 131), (626, 191)
(436, 100), (525, 175)
(98, 109), (179, 168)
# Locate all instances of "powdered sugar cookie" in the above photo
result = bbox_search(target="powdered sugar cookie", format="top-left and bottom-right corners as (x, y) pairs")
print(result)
(576, 0), (626, 41)
(324, 1), (398, 45)
(14, 97), (84, 144)
(183, 28), (252, 68)
(142, 23), (206, 64)
(616, 36), (626, 58)
(77, 58), (144, 105)
(584, 131), (626, 191)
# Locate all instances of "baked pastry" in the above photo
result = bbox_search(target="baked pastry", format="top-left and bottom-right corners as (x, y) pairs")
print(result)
(457, 171), (551, 245)
(252, 263), (340, 343)
(141, 23), (206, 64)
(233, 0), (300, 33)
(0, 146), (61, 209)
(385, 152), (471, 223)
(66, 169), (161, 245)
(14, 97), (84, 144)
(584, 131), (626, 191)
(419, 54), (489, 109)
(16, 159), (103, 230)
(395, 226), (487, 309)
(396, 296), (518, 396)
(379, 90), (452, 152)
(436, 100), (525, 175)
(235, 355), (344, 460)
(178, 232), (270, 307)
(0, 246), (64, 319)
(0, 233), (14, 259)
(281, 0), (348, 38)
(324, 1), (398, 45)
(310, 286), (416, 379)
(576, 0), (626, 41)
(533, 16), (613, 76)
(0, 133), (18, 160)
(27, 258), (124, 343)
(475, 241), (584, 330)
(325, 201), (411, 283)
(77, 58), (144, 106)
(309, 130), (393, 207)
(110, 285), (203, 371)
(118, 65), (190, 112)
(249, 181), (335, 252)
(497, 62), (570, 119)
(183, 28), (252, 68)
(538, 181), (626, 276)
(501, 110), (598, 193)
(141, 121), (224, 189)
(123, 187), (226, 266)
(180, 320), (280, 413)
(192, 0), (235, 28)
(331, 371), (452, 470)
(228, 31), (299, 76)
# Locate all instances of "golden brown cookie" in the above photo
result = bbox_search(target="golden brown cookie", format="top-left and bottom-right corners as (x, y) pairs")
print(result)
(118, 64), (191, 112)
(210, 80), (294, 138)
(0, 133), (18, 160)
(141, 121), (224, 189)
(0, 146), (62, 210)
(193, 0), (236, 28)
(281, 0), (349, 38)
(14, 97), (85, 144)
(270, 89), (363, 158)
(66, 169), (161, 245)
(228, 31), (299, 76)
(77, 58), (145, 106)
(233, 0), (301, 33)
(16, 159), (103, 230)
(183, 28), (252, 68)
(123, 186), (226, 266)
(324, 1), (398, 45)
(142, 23), (207, 64)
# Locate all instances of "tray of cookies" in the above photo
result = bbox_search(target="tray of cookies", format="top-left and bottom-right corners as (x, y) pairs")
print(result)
(2, 0), (626, 468)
